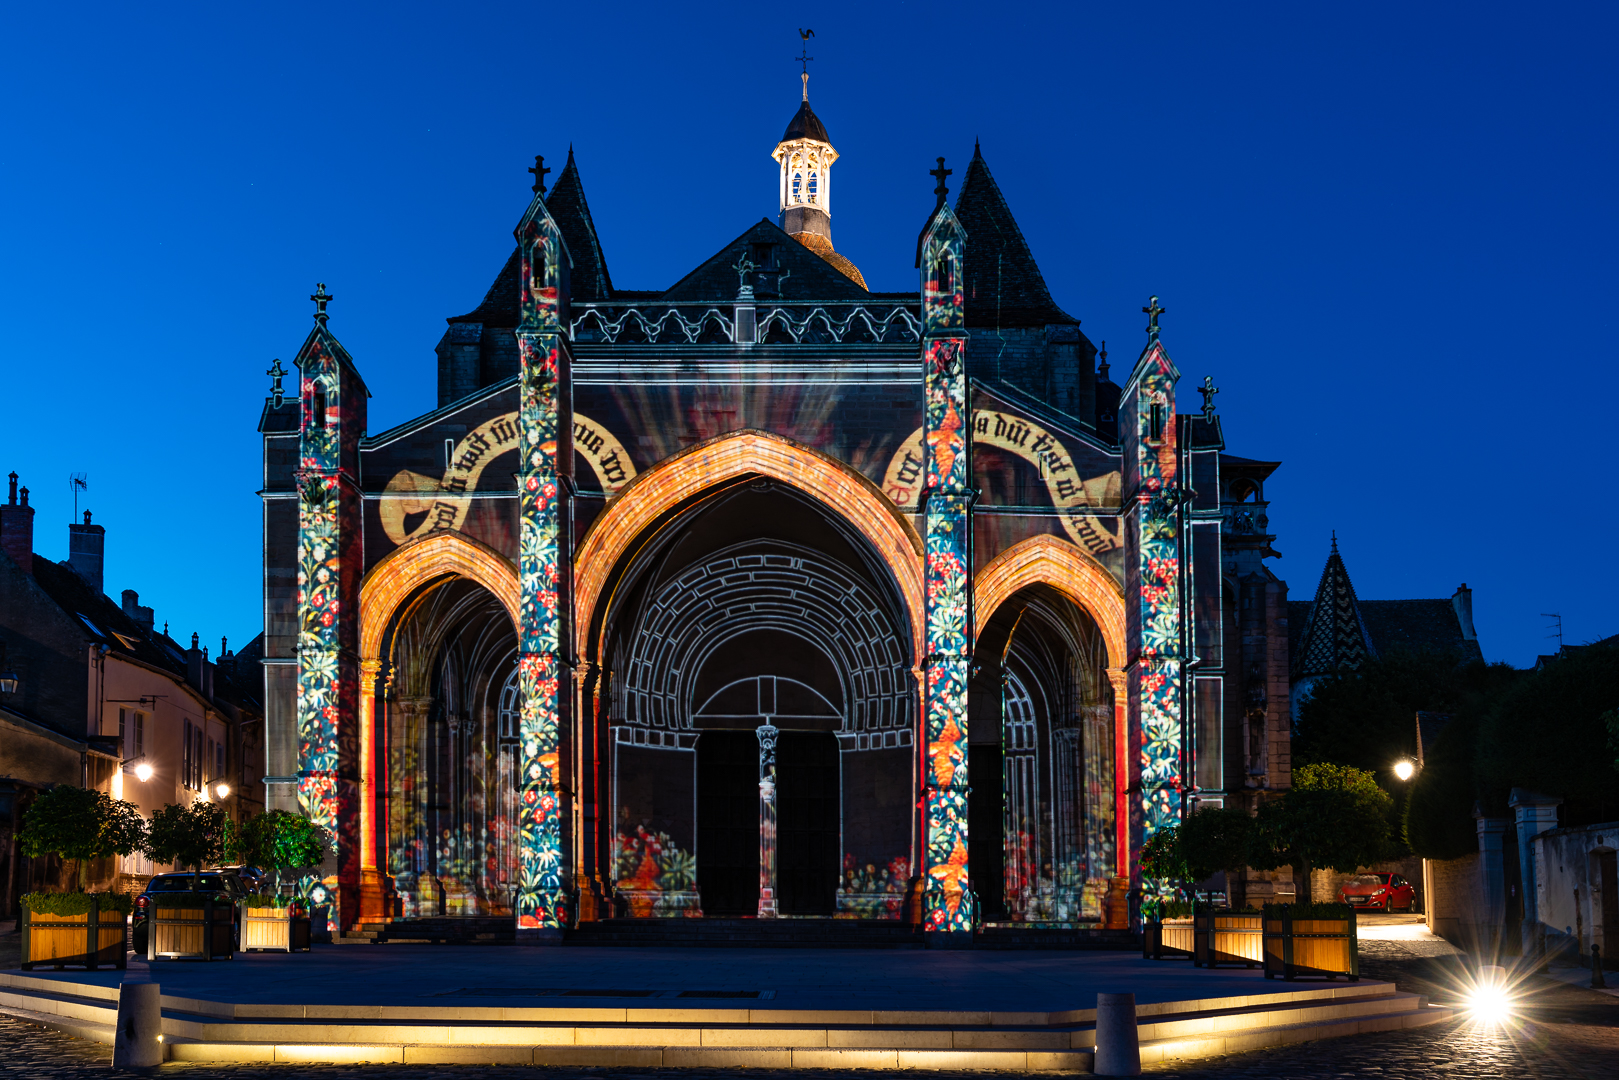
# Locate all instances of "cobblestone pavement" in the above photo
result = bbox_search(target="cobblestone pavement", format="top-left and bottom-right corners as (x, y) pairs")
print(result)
(1, 935), (1613, 1078)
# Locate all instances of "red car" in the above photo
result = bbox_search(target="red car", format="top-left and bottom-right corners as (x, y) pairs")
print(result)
(1339, 872), (1415, 911)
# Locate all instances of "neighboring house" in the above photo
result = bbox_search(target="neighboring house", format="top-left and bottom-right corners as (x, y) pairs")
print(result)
(0, 472), (263, 915)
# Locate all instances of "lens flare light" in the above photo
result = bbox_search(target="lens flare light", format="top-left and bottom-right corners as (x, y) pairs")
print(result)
(1393, 760), (1415, 781)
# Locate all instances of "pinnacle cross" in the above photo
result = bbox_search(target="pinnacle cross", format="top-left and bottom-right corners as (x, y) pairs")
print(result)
(267, 358), (288, 408)
(1142, 295), (1165, 342)
(529, 154), (550, 196)
(311, 283), (332, 324)
(930, 157), (952, 210)
(797, 28), (815, 99)
(1097, 340), (1109, 380)
(1197, 375), (1220, 418)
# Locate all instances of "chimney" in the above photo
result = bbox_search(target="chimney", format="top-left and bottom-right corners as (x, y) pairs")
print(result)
(1451, 583), (1477, 642)
(1, 473), (35, 574)
(121, 589), (155, 632)
(68, 510), (105, 594)
(186, 632), (214, 700)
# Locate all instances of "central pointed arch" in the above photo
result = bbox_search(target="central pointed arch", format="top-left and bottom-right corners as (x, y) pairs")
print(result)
(573, 429), (925, 663)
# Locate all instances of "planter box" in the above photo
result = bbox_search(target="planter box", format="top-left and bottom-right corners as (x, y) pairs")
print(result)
(21, 899), (127, 971)
(149, 900), (234, 961)
(240, 906), (311, 952)
(1194, 909), (1264, 968)
(1143, 916), (1194, 960)
(1263, 909), (1358, 980)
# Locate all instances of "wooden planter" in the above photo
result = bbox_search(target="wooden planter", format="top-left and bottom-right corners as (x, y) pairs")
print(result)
(148, 899), (234, 961)
(1263, 909), (1358, 980)
(240, 905), (311, 952)
(1143, 916), (1194, 960)
(1194, 909), (1264, 968)
(21, 898), (127, 971)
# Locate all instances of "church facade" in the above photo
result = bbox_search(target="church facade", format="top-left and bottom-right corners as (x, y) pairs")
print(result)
(258, 83), (1287, 938)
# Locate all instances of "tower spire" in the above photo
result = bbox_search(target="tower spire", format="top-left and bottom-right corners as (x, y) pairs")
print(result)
(797, 28), (814, 100)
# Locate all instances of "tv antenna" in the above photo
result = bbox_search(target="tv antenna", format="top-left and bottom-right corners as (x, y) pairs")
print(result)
(1541, 612), (1563, 652)
(68, 473), (87, 519)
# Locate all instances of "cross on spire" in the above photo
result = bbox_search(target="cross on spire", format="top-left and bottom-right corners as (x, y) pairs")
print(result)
(311, 283), (332, 324)
(797, 28), (815, 99)
(267, 358), (288, 408)
(930, 157), (952, 209)
(1142, 295), (1165, 342)
(1097, 340), (1109, 380)
(529, 154), (550, 196)
(1197, 375), (1220, 418)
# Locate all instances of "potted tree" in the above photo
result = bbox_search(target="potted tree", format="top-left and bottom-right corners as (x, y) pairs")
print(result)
(17, 785), (145, 970)
(1250, 763), (1386, 979)
(1139, 826), (1194, 961)
(228, 810), (329, 952)
(142, 801), (234, 961)
(1182, 806), (1263, 968)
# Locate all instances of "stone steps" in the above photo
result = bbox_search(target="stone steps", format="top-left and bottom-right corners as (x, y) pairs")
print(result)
(0, 971), (1454, 1070)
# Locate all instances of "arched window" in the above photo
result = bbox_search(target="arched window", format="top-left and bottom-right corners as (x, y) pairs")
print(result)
(807, 172), (818, 203)
(792, 172), (802, 201)
(312, 386), (327, 429)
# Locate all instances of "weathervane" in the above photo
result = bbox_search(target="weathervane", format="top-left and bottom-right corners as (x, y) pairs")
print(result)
(268, 358), (288, 408)
(797, 28), (815, 99)
(529, 154), (550, 197)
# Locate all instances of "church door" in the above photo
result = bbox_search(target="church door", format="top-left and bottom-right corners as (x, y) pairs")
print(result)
(777, 732), (840, 915)
(696, 731), (760, 916)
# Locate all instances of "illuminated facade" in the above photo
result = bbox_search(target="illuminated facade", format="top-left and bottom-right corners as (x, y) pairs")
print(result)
(258, 81), (1271, 936)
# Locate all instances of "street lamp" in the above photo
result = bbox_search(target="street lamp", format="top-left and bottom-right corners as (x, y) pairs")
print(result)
(0, 640), (19, 695)
(214, 782), (231, 800)
(1393, 759), (1415, 781)
(133, 762), (154, 782)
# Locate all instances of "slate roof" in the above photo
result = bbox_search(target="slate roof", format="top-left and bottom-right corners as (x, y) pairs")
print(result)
(660, 219), (873, 302)
(448, 148), (613, 326)
(1288, 541), (1484, 678)
(953, 143), (1078, 329)
(781, 99), (830, 144)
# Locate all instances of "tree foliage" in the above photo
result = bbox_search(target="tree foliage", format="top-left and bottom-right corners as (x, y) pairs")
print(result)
(1251, 763), (1392, 880)
(143, 801), (229, 876)
(1403, 713), (1481, 860)
(1179, 805), (1256, 882)
(1140, 825), (1189, 884)
(225, 810), (331, 889)
(18, 785), (146, 890)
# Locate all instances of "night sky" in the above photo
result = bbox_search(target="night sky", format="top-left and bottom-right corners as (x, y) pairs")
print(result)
(1, 1), (1613, 666)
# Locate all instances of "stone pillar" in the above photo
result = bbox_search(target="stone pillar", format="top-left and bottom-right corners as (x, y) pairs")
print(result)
(1474, 809), (1510, 954)
(513, 189), (573, 940)
(357, 659), (392, 921)
(918, 204), (974, 941)
(757, 724), (780, 917)
(1509, 788), (1562, 965)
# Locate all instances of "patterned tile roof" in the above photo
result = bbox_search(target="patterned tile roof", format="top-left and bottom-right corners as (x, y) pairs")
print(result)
(953, 144), (1078, 329)
(1292, 537), (1377, 677)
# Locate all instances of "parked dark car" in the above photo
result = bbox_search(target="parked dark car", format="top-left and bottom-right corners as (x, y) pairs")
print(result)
(1339, 872), (1415, 912)
(130, 867), (265, 954)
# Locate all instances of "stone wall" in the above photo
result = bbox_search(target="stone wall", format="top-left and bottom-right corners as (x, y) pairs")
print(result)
(1533, 822), (1619, 967)
(1424, 852), (1488, 946)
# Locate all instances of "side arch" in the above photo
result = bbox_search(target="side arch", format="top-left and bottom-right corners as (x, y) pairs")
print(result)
(359, 530), (521, 661)
(573, 429), (925, 662)
(972, 533), (1126, 667)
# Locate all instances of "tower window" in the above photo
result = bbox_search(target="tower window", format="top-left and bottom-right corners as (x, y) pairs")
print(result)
(792, 173), (802, 201)
(1149, 402), (1164, 442)
(807, 172), (818, 203)
(313, 386), (327, 428)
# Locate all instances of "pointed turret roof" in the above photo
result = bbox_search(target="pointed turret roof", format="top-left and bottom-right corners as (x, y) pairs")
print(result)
(953, 143), (1078, 328)
(1293, 537), (1378, 678)
(781, 99), (831, 144)
(448, 148), (613, 325)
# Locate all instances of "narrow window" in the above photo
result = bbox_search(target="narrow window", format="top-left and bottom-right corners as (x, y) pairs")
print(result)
(183, 720), (192, 788)
(119, 707), (126, 747)
(933, 252), (953, 296)
(807, 172), (818, 203)
(792, 172), (802, 200)
(313, 386), (327, 429)
(216, 741), (225, 782)
(1149, 402), (1164, 442)
(135, 713), (144, 758)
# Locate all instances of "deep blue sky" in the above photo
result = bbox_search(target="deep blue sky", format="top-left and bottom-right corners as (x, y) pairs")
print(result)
(1, 2), (1613, 667)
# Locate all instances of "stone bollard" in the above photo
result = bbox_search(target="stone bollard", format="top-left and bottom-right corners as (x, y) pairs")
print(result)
(1094, 992), (1141, 1076)
(112, 978), (163, 1072)
(1594, 944), (1607, 990)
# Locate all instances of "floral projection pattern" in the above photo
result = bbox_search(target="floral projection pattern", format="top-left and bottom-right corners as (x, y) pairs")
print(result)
(920, 209), (975, 934)
(1127, 338), (1185, 903)
(837, 854), (910, 918)
(295, 313), (363, 929)
(614, 827), (699, 916)
(514, 197), (570, 931)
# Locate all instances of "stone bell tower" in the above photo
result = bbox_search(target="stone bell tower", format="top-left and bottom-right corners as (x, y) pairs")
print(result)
(771, 40), (866, 289)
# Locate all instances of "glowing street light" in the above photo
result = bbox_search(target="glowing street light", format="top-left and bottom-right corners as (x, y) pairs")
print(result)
(1393, 759), (1415, 781)
(214, 782), (231, 800)
(133, 762), (154, 782)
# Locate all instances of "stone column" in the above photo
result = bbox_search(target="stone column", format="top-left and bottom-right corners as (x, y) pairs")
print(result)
(357, 659), (392, 921)
(1474, 809), (1510, 954)
(1509, 788), (1563, 965)
(757, 724), (780, 917)
(1105, 668), (1130, 930)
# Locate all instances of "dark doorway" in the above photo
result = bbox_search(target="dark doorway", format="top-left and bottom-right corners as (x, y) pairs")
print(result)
(1600, 851), (1618, 969)
(967, 741), (1005, 920)
(697, 732), (759, 916)
(777, 732), (841, 915)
